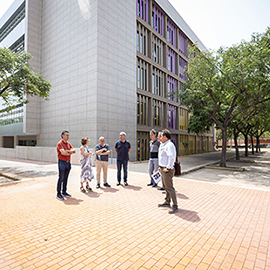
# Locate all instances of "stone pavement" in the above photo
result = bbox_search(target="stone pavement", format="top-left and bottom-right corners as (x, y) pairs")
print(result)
(0, 150), (270, 269)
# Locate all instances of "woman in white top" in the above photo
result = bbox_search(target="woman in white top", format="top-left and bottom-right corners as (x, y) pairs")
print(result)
(80, 137), (95, 192)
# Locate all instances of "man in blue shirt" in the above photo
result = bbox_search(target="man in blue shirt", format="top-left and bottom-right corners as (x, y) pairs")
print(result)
(114, 131), (131, 186)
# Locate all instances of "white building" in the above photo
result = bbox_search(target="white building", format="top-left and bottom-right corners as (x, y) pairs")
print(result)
(0, 0), (213, 163)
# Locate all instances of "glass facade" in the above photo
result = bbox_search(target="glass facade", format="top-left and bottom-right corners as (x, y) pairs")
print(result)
(137, 23), (148, 56)
(167, 47), (176, 73)
(0, 104), (23, 126)
(152, 4), (164, 36)
(178, 30), (188, 57)
(167, 76), (177, 102)
(137, 0), (148, 23)
(135, 0), (214, 160)
(167, 19), (176, 47)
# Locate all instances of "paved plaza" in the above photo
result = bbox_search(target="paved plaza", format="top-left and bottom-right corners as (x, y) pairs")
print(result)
(0, 150), (270, 269)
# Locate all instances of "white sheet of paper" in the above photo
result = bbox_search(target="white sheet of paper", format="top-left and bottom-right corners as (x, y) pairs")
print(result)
(151, 171), (162, 184)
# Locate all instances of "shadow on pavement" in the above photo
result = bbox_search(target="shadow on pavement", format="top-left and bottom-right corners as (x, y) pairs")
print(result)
(175, 209), (201, 222)
(84, 191), (101, 198)
(99, 187), (119, 193)
(176, 193), (189, 200)
(62, 198), (84, 205)
(123, 184), (142, 191)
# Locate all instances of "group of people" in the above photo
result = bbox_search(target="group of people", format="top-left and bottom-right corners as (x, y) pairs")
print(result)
(56, 129), (178, 214)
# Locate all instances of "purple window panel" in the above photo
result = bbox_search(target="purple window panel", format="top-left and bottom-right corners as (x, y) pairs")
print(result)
(152, 4), (163, 36)
(178, 31), (187, 57)
(168, 75), (177, 102)
(168, 105), (177, 129)
(167, 19), (176, 47)
(179, 56), (187, 81)
(167, 47), (175, 74)
(171, 134), (177, 149)
(137, 0), (148, 23)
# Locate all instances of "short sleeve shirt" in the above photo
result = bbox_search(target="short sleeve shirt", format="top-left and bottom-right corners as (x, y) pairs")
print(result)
(95, 143), (110, 162)
(150, 139), (160, 159)
(114, 140), (131, 161)
(57, 140), (73, 161)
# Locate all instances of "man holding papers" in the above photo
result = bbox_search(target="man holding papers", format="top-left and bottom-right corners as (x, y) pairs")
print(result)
(158, 129), (178, 214)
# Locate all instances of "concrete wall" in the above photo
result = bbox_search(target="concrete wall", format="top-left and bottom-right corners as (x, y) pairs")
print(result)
(96, 0), (137, 160)
(38, 0), (99, 149)
(23, 0), (43, 134)
(37, 0), (137, 160)
(0, 146), (97, 165)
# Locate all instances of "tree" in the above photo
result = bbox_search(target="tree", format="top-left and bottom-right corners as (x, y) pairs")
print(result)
(0, 48), (51, 111)
(180, 28), (270, 167)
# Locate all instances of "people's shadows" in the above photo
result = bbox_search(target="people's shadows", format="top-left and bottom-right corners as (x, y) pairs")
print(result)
(63, 197), (84, 205)
(175, 208), (201, 222)
(176, 193), (189, 200)
(84, 191), (100, 198)
(123, 184), (142, 191)
(99, 187), (119, 193)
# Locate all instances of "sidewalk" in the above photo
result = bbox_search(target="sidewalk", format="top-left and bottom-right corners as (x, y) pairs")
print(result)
(0, 150), (269, 269)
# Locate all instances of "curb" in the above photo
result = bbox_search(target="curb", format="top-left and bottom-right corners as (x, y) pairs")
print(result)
(0, 172), (21, 181)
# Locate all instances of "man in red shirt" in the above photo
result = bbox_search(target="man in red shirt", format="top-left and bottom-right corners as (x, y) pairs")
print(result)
(56, 131), (76, 200)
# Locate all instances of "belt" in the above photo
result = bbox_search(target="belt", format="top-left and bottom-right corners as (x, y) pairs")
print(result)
(59, 159), (70, 163)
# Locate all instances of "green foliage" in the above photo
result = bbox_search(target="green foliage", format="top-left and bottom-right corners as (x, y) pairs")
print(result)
(181, 27), (270, 131)
(0, 48), (51, 111)
(179, 27), (270, 166)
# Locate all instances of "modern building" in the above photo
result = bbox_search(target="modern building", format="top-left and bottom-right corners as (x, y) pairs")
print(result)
(0, 0), (214, 163)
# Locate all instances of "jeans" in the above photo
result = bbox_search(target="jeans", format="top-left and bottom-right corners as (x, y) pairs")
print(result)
(117, 160), (128, 182)
(57, 160), (71, 195)
(148, 158), (159, 185)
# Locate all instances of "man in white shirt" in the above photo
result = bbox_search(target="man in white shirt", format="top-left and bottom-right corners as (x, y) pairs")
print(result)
(158, 129), (178, 214)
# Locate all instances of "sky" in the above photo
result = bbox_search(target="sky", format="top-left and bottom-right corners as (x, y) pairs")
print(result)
(0, 0), (269, 51)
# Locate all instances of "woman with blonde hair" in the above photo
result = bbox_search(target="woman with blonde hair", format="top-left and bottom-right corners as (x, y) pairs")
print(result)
(80, 137), (95, 192)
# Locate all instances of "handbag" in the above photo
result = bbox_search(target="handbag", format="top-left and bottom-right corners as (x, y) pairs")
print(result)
(174, 156), (181, 176)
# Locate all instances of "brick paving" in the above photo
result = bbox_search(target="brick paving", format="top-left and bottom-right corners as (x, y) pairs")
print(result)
(0, 151), (270, 269)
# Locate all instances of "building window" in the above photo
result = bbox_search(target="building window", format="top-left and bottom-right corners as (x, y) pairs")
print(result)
(137, 132), (149, 161)
(137, 31), (140, 52)
(152, 4), (164, 37)
(179, 108), (188, 131)
(167, 47), (176, 74)
(167, 19), (176, 47)
(137, 23), (148, 56)
(179, 56), (187, 81)
(178, 31), (188, 57)
(137, 94), (148, 126)
(168, 105), (176, 129)
(152, 68), (164, 96)
(137, 0), (148, 23)
(153, 99), (163, 127)
(167, 76), (177, 102)
(138, 66), (140, 88)
(0, 104), (23, 126)
(152, 35), (163, 65)
(0, 2), (25, 43)
(137, 59), (148, 91)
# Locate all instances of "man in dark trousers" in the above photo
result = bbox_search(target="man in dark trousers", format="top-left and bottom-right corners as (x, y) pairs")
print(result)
(56, 130), (76, 200)
(114, 131), (131, 186)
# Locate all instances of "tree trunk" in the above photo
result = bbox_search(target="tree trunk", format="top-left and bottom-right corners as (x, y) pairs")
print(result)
(256, 136), (260, 153)
(250, 135), (254, 155)
(244, 134), (249, 157)
(220, 128), (227, 167)
(233, 128), (240, 160)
